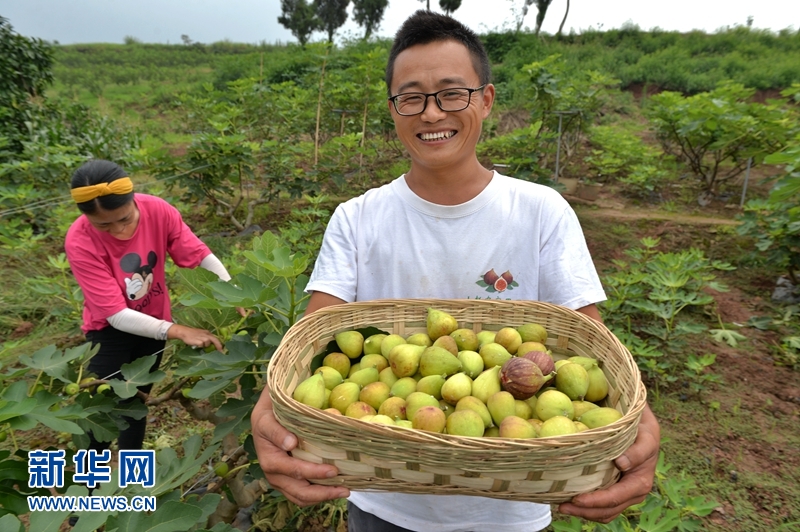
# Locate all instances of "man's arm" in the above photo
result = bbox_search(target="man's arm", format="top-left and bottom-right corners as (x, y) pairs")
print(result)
(567, 302), (661, 523)
(304, 291), (348, 315)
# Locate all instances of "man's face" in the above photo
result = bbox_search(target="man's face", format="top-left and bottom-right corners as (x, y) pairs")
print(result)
(389, 40), (494, 173)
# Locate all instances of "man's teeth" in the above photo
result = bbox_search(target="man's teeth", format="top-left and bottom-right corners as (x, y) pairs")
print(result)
(420, 131), (455, 141)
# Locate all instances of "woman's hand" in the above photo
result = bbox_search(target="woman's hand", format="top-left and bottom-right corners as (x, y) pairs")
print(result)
(168, 324), (223, 351)
(251, 384), (350, 506)
(558, 404), (661, 523)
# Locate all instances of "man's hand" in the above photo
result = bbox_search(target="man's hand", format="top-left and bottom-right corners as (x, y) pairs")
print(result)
(558, 404), (660, 523)
(251, 384), (350, 506)
(168, 324), (223, 351)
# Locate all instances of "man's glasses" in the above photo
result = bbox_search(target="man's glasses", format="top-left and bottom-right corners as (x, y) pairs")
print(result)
(388, 85), (486, 116)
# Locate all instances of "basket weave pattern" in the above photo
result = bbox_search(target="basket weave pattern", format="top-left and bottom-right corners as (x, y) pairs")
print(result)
(268, 299), (646, 503)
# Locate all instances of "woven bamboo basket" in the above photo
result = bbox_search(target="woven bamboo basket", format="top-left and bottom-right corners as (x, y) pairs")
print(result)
(267, 299), (646, 503)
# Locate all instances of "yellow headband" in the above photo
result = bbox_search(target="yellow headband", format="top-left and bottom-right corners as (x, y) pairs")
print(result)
(71, 177), (134, 203)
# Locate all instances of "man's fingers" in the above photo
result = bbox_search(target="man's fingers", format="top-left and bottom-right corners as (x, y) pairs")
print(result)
(258, 441), (338, 480)
(616, 407), (660, 472)
(252, 392), (297, 452)
(266, 473), (349, 507)
(209, 335), (224, 351)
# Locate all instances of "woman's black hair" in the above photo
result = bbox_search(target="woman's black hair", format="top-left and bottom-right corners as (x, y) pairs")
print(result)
(70, 159), (134, 214)
(385, 10), (491, 96)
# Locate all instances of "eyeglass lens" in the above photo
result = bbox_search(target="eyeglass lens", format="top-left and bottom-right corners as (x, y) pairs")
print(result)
(395, 88), (473, 115)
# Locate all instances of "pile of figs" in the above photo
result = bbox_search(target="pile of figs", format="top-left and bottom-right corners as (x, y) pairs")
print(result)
(291, 308), (622, 439)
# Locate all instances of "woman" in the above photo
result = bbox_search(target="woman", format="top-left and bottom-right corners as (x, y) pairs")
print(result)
(65, 159), (235, 450)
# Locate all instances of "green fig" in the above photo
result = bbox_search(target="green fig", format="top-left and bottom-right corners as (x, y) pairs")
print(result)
(579, 407), (623, 429)
(359, 381), (391, 411)
(322, 352), (351, 379)
(419, 346), (462, 377)
(445, 409), (484, 437)
(388, 344), (425, 378)
(450, 329), (479, 352)
(439, 399), (455, 419)
(534, 389), (575, 421)
(517, 341), (548, 356)
(476, 330), (496, 348)
(514, 399), (533, 420)
(584, 366), (609, 402)
(378, 396), (407, 420)
(426, 308), (458, 340)
(457, 350), (484, 378)
(396, 420), (413, 429)
(381, 334), (407, 357)
(292, 374), (326, 409)
(471, 365), (502, 404)
(390, 377), (418, 399)
(484, 426), (500, 437)
(527, 418), (543, 436)
(499, 415), (537, 439)
(440, 372), (472, 405)
(405, 392), (440, 421)
(369, 414), (396, 426)
(433, 335), (459, 356)
(554, 359), (571, 371)
(555, 362), (590, 401)
(494, 327), (522, 355)
(406, 332), (433, 347)
(335, 330), (364, 359)
(455, 395), (493, 428)
(416, 374), (446, 400)
(517, 323), (548, 343)
(348, 363), (361, 377)
(479, 343), (512, 369)
(360, 353), (389, 373)
(539, 415), (578, 437)
(572, 400), (600, 419)
(363, 333), (388, 355)
(574, 421), (590, 432)
(487, 391), (517, 426)
(411, 405), (446, 433)
(345, 401), (376, 419)
(568, 356), (601, 370)
(314, 365), (344, 391)
(329, 382), (361, 414)
(347, 367), (380, 388)
(523, 394), (537, 412)
(379, 366), (399, 387)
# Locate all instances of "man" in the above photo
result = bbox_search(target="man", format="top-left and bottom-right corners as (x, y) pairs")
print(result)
(252, 10), (660, 531)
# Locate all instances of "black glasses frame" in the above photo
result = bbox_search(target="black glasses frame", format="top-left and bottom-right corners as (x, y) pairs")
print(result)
(388, 85), (486, 116)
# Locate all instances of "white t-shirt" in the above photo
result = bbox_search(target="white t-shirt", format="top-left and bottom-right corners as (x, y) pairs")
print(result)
(306, 172), (607, 532)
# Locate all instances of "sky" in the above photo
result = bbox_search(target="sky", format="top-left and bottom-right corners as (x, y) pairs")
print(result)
(0, 0), (798, 45)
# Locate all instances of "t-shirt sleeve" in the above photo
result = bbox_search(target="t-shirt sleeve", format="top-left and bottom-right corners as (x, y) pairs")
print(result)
(537, 205), (607, 310)
(305, 204), (358, 302)
(65, 232), (129, 321)
(163, 201), (211, 268)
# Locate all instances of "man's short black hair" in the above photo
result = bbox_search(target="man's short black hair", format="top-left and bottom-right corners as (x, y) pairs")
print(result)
(386, 10), (491, 96)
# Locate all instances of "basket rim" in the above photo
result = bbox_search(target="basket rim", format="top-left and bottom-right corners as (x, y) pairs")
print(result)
(267, 298), (646, 449)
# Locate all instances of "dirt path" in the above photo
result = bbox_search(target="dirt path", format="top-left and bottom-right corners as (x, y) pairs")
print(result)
(567, 196), (742, 226)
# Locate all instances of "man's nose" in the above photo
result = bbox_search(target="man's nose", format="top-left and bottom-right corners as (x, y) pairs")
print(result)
(420, 95), (447, 121)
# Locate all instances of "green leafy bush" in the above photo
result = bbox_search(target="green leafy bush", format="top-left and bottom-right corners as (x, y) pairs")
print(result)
(646, 82), (791, 194)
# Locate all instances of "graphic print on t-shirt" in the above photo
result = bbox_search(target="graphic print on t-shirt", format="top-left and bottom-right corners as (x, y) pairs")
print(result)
(120, 251), (158, 301)
(476, 269), (519, 294)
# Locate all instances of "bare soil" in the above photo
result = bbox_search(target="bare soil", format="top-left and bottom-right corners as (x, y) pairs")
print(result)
(569, 191), (800, 531)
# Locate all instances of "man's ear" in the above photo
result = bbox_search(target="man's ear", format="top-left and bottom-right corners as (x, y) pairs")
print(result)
(481, 84), (496, 119)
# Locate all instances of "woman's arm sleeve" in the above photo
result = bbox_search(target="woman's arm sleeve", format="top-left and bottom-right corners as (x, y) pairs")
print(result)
(106, 308), (173, 340)
(199, 253), (232, 281)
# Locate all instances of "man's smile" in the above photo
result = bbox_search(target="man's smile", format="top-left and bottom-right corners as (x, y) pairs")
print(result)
(418, 130), (457, 141)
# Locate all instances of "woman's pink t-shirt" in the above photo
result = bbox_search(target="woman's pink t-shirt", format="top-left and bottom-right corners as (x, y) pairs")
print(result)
(65, 194), (211, 334)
